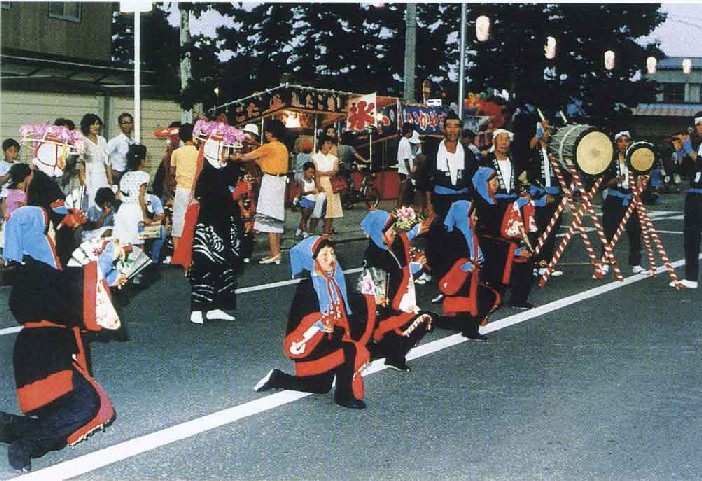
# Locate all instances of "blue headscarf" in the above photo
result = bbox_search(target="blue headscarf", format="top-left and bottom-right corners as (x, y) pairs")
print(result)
(360, 210), (391, 250)
(289, 235), (352, 316)
(444, 200), (482, 262)
(472, 166), (497, 205)
(3, 206), (59, 268)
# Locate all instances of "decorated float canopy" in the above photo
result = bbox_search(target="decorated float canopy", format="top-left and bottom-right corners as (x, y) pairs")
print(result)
(213, 83), (364, 132)
(209, 83), (450, 143)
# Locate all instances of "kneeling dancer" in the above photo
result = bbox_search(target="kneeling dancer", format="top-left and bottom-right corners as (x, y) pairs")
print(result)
(0, 207), (121, 472)
(360, 209), (434, 372)
(433, 200), (501, 341)
(254, 236), (375, 409)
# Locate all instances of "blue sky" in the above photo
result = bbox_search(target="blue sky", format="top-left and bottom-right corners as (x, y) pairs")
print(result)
(646, 3), (702, 56)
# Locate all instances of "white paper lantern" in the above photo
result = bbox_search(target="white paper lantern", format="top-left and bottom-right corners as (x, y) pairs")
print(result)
(604, 50), (615, 71)
(646, 57), (657, 74)
(544, 36), (557, 60)
(683, 58), (692, 74)
(476, 15), (490, 42)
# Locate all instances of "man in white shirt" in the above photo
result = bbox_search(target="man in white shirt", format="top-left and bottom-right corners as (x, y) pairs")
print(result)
(105, 113), (134, 186)
(397, 123), (418, 207)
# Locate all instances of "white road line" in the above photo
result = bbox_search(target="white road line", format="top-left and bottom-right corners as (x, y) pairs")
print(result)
(10, 258), (687, 481)
(0, 326), (21, 336)
(0, 268), (365, 337)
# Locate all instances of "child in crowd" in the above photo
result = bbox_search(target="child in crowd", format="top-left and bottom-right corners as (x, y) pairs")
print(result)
(0, 139), (20, 259)
(231, 171), (257, 263)
(83, 187), (118, 241)
(0, 139), (20, 196)
(295, 162), (325, 238)
(144, 191), (168, 263)
(2, 164), (31, 220)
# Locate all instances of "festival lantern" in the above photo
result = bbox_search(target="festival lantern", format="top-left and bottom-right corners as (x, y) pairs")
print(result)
(284, 111), (301, 129)
(646, 57), (657, 75)
(604, 50), (615, 71)
(476, 15), (490, 42)
(683, 58), (692, 74)
(544, 36), (557, 60)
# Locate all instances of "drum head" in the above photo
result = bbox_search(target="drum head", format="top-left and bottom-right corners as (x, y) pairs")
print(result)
(575, 130), (613, 175)
(627, 142), (655, 174)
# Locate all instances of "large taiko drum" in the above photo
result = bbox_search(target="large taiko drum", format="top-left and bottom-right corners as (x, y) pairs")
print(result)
(626, 141), (656, 174)
(548, 124), (613, 175)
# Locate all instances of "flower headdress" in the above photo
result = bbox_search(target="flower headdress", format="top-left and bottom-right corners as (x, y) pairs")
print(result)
(19, 124), (86, 155)
(193, 120), (247, 148)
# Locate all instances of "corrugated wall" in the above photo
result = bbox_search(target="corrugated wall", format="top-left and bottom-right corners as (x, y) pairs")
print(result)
(0, 91), (181, 183)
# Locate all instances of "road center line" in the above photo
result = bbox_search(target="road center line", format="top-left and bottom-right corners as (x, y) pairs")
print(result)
(11, 259), (686, 480)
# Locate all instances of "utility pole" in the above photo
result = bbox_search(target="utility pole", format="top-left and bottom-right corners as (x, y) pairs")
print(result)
(403, 3), (417, 103)
(179, 2), (193, 124)
(458, 3), (467, 120)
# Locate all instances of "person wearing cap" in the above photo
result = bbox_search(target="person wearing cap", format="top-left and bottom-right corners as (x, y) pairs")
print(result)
(424, 111), (478, 303)
(596, 131), (649, 277)
(396, 123), (419, 207)
(253, 236), (375, 409)
(474, 131), (536, 309)
(431, 200), (501, 340)
(671, 115), (702, 289)
(230, 119), (288, 264)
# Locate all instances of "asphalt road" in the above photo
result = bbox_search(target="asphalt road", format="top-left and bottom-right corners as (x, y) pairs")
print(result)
(0, 193), (700, 481)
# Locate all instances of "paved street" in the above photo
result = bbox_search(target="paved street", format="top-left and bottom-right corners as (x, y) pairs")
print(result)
(0, 194), (701, 481)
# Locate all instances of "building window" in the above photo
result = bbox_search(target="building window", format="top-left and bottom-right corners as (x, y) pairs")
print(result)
(48, 2), (81, 22)
(0, 2), (10, 9)
(662, 83), (685, 103)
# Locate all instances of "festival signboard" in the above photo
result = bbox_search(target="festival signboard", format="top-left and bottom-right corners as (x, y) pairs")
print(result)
(400, 105), (446, 135)
(346, 93), (377, 132)
(224, 85), (352, 127)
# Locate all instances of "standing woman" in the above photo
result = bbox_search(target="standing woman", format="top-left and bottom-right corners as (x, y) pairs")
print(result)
(113, 144), (150, 247)
(230, 119), (288, 264)
(189, 144), (243, 324)
(313, 134), (343, 236)
(80, 114), (112, 210)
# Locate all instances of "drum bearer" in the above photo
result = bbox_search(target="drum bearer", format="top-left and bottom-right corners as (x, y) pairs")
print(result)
(473, 129), (536, 309)
(524, 118), (564, 277)
(672, 116), (702, 289)
(596, 131), (649, 277)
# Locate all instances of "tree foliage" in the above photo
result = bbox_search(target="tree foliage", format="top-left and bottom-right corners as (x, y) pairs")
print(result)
(111, 2), (666, 124)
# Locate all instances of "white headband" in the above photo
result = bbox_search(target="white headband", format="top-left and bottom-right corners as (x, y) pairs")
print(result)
(492, 128), (514, 141)
(695, 117), (702, 125)
(614, 131), (631, 141)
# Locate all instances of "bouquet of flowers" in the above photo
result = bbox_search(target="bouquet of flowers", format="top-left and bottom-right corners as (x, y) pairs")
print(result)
(392, 206), (424, 232)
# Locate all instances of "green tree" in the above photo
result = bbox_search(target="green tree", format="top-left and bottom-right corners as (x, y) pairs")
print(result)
(465, 3), (666, 126)
(111, 5), (180, 95)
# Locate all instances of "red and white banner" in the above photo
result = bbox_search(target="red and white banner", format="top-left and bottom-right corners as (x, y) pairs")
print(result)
(346, 93), (377, 132)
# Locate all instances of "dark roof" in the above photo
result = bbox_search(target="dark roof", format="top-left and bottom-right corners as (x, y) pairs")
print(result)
(0, 47), (151, 85)
(656, 57), (702, 70)
(632, 103), (702, 117)
(0, 76), (177, 100)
